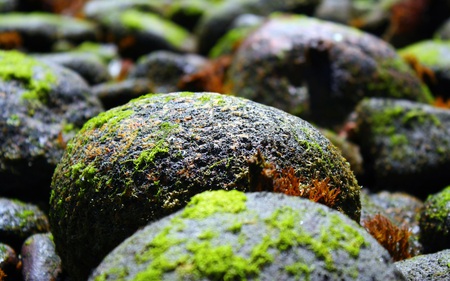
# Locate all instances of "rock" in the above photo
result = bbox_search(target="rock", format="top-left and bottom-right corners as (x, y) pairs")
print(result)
(314, 0), (352, 24)
(0, 198), (49, 251)
(0, 50), (103, 200)
(419, 186), (450, 253)
(83, 0), (162, 21)
(399, 40), (450, 102)
(195, 0), (321, 55)
(50, 91), (360, 280)
(0, 12), (98, 52)
(0, 0), (18, 12)
(352, 98), (450, 197)
(226, 14), (432, 128)
(35, 52), (111, 85)
(21, 233), (62, 281)
(89, 191), (405, 281)
(128, 50), (206, 93)
(0, 243), (20, 280)
(395, 249), (450, 281)
(95, 9), (192, 59)
(435, 17), (450, 40)
(92, 78), (155, 110)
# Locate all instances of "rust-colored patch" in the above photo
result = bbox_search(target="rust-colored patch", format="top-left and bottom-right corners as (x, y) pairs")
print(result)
(0, 31), (22, 49)
(40, 0), (88, 17)
(402, 53), (436, 84)
(178, 55), (232, 93)
(118, 36), (137, 51)
(384, 0), (430, 41)
(0, 268), (6, 281)
(434, 96), (450, 109)
(362, 214), (412, 261)
(57, 131), (67, 150)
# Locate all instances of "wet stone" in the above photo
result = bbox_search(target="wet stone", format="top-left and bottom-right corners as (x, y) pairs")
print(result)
(89, 191), (405, 281)
(0, 243), (20, 281)
(395, 249), (450, 281)
(0, 12), (98, 52)
(21, 233), (62, 281)
(419, 186), (450, 253)
(50, 91), (360, 281)
(92, 78), (156, 110)
(128, 50), (206, 93)
(0, 50), (103, 200)
(352, 98), (450, 198)
(35, 52), (111, 85)
(226, 14), (432, 128)
(0, 198), (49, 251)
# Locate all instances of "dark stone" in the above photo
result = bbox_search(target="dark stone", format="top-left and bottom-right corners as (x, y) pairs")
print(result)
(0, 198), (49, 251)
(0, 50), (103, 201)
(36, 52), (111, 85)
(89, 191), (405, 281)
(0, 243), (20, 281)
(92, 78), (155, 110)
(128, 50), (206, 92)
(227, 14), (432, 128)
(419, 186), (450, 253)
(0, 0), (18, 13)
(0, 12), (98, 52)
(50, 92), (360, 280)
(21, 233), (62, 281)
(352, 98), (450, 198)
(395, 249), (450, 281)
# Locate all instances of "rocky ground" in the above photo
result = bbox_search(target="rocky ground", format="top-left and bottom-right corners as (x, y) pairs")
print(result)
(1, 0), (450, 280)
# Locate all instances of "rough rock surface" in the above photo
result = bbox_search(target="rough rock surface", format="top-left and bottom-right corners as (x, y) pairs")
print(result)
(89, 191), (405, 281)
(395, 249), (450, 281)
(50, 91), (360, 280)
(0, 50), (103, 200)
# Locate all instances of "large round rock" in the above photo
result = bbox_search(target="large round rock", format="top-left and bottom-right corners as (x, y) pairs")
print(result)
(50, 92), (360, 280)
(90, 191), (404, 281)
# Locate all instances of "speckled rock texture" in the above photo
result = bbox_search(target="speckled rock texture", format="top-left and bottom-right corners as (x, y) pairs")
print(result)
(50, 91), (360, 280)
(89, 191), (405, 281)
(395, 249), (450, 281)
(0, 198), (49, 251)
(21, 233), (62, 281)
(0, 50), (103, 200)
(419, 186), (450, 253)
(227, 14), (432, 128)
(352, 98), (450, 198)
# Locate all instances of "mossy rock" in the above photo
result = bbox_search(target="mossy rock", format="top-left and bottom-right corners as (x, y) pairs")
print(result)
(0, 242), (20, 280)
(89, 191), (404, 281)
(226, 14), (432, 128)
(0, 12), (98, 52)
(0, 198), (49, 251)
(352, 98), (450, 197)
(50, 91), (360, 280)
(395, 249), (450, 280)
(0, 50), (103, 200)
(96, 9), (192, 59)
(419, 186), (450, 253)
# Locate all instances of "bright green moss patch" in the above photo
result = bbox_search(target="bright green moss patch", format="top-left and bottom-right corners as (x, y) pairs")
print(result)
(426, 186), (450, 222)
(120, 10), (189, 48)
(81, 109), (134, 132)
(0, 50), (57, 103)
(181, 190), (247, 219)
(399, 40), (450, 67)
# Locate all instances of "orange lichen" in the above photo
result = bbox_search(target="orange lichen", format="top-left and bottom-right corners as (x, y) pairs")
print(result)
(434, 96), (450, 109)
(247, 151), (341, 208)
(178, 55), (232, 93)
(402, 53), (436, 84)
(40, 0), (88, 17)
(0, 31), (22, 50)
(362, 214), (412, 261)
(0, 268), (6, 280)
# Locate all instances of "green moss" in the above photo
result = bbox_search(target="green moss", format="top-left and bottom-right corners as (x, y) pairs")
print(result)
(67, 162), (99, 191)
(181, 190), (247, 219)
(198, 230), (218, 240)
(81, 108), (134, 132)
(399, 40), (450, 67)
(285, 261), (313, 281)
(370, 105), (404, 136)
(390, 134), (408, 146)
(120, 10), (189, 48)
(209, 26), (255, 58)
(227, 221), (243, 233)
(6, 114), (20, 127)
(0, 50), (57, 104)
(17, 209), (35, 220)
(426, 186), (450, 223)
(401, 108), (441, 127)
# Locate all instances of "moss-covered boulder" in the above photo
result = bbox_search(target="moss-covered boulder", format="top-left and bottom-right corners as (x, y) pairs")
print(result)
(419, 186), (450, 253)
(395, 249), (450, 280)
(226, 14), (432, 128)
(0, 243), (20, 280)
(0, 50), (103, 200)
(352, 98), (450, 197)
(50, 91), (360, 280)
(0, 12), (98, 52)
(0, 198), (49, 251)
(89, 191), (404, 281)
